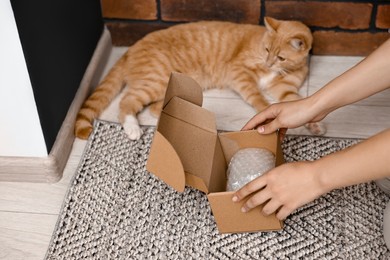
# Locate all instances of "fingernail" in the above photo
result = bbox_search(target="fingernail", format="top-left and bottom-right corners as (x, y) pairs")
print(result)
(241, 207), (247, 213)
(257, 126), (264, 133)
(232, 196), (238, 202)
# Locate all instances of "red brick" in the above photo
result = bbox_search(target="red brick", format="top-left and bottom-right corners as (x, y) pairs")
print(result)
(105, 22), (170, 46)
(376, 5), (390, 29)
(312, 31), (389, 56)
(101, 0), (157, 20)
(161, 0), (261, 24)
(106, 22), (390, 54)
(265, 1), (372, 30)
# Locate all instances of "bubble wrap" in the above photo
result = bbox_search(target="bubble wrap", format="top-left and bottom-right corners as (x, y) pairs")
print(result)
(226, 148), (275, 191)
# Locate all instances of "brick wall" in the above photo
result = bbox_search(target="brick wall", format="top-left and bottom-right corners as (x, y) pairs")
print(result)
(102, 0), (390, 56)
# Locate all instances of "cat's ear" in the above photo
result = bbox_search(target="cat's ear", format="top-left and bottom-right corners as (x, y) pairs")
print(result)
(290, 37), (307, 51)
(264, 17), (281, 32)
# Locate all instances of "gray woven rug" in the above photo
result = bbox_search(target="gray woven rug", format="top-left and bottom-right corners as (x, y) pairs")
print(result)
(46, 120), (390, 259)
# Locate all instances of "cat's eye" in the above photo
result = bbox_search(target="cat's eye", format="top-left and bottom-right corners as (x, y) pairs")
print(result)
(265, 47), (269, 52)
(277, 56), (286, 61)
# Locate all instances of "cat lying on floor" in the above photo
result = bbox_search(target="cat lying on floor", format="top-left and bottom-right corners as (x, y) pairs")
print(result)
(75, 17), (326, 140)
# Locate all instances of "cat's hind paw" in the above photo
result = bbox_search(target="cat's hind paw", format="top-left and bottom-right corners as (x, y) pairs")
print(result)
(305, 122), (327, 136)
(123, 115), (143, 140)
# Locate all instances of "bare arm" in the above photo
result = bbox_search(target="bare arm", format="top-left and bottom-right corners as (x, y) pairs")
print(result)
(242, 38), (390, 134)
(233, 128), (390, 220)
(234, 38), (390, 220)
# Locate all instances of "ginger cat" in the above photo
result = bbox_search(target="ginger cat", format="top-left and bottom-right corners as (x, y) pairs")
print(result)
(75, 17), (325, 140)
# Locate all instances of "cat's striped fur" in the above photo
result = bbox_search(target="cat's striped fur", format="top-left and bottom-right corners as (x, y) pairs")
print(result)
(75, 17), (325, 140)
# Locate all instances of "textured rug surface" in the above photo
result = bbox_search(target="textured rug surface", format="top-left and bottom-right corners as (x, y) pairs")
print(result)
(46, 120), (390, 259)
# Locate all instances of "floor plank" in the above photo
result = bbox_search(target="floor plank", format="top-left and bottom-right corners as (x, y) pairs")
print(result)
(320, 105), (390, 138)
(308, 55), (364, 93)
(308, 55), (390, 138)
(0, 139), (85, 214)
(0, 212), (57, 260)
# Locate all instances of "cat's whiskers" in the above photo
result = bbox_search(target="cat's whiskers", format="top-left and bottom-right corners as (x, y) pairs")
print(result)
(277, 67), (290, 76)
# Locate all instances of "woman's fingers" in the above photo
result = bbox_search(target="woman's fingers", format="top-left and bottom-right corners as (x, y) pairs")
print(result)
(237, 185), (286, 219)
(241, 105), (279, 131)
(241, 105), (286, 135)
(241, 113), (269, 131)
(241, 188), (271, 213)
(236, 187), (294, 220)
(257, 118), (282, 134)
(261, 198), (282, 216)
(276, 206), (293, 220)
(232, 175), (267, 203)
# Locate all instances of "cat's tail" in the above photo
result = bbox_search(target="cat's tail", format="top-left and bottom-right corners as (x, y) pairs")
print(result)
(75, 56), (126, 139)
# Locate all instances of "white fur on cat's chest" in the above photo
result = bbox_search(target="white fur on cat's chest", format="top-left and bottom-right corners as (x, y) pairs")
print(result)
(259, 71), (278, 89)
(259, 72), (278, 104)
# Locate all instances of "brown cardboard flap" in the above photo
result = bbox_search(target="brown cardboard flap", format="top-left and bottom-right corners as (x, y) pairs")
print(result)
(185, 173), (209, 193)
(163, 97), (217, 133)
(208, 136), (227, 193)
(219, 130), (278, 163)
(156, 112), (219, 192)
(276, 133), (284, 167)
(207, 191), (283, 233)
(163, 72), (203, 108)
(146, 131), (186, 192)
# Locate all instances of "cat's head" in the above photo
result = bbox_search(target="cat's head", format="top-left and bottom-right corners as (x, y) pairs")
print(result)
(262, 17), (313, 73)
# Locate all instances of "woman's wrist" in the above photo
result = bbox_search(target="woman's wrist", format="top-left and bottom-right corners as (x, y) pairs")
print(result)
(311, 158), (337, 195)
(304, 92), (333, 122)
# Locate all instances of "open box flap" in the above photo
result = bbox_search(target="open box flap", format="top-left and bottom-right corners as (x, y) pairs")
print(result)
(146, 131), (186, 192)
(219, 130), (279, 163)
(163, 72), (203, 108)
(207, 191), (283, 233)
(162, 96), (217, 133)
(275, 133), (284, 167)
(146, 128), (211, 193)
(156, 110), (219, 192)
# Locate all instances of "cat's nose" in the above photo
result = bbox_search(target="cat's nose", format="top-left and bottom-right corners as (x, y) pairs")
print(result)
(266, 57), (274, 68)
(266, 61), (274, 68)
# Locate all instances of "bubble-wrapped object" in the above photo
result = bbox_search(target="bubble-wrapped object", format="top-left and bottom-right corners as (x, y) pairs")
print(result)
(226, 148), (275, 191)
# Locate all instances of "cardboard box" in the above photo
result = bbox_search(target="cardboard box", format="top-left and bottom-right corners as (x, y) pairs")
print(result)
(146, 72), (284, 233)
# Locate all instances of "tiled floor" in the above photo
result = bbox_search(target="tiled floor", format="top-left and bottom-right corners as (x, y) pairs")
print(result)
(1, 48), (390, 260)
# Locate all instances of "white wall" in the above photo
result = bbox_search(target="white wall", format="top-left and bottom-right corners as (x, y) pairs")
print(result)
(0, 0), (47, 157)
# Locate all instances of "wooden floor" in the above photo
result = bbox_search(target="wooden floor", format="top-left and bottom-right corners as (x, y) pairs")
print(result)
(2, 48), (390, 260)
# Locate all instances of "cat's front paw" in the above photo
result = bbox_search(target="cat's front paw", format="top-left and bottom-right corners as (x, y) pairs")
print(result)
(123, 115), (143, 140)
(305, 122), (326, 136)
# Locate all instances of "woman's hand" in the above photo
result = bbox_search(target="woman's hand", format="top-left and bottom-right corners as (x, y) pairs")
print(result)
(242, 98), (328, 139)
(232, 161), (327, 220)
(234, 39), (390, 221)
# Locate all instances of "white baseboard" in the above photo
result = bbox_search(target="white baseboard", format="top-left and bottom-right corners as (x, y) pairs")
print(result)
(0, 27), (112, 183)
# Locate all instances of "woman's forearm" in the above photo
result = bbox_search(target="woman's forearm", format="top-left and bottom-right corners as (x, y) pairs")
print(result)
(316, 128), (390, 193)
